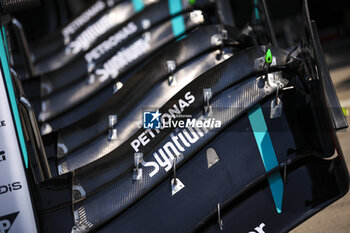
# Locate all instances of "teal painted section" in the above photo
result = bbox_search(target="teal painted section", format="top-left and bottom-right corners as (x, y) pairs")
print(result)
(132, 0), (144, 12)
(254, 0), (260, 20)
(2, 26), (9, 58)
(248, 104), (283, 213)
(168, 0), (185, 37)
(0, 28), (29, 168)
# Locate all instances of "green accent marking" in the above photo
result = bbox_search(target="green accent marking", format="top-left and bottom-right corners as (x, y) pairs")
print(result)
(189, 0), (196, 4)
(266, 49), (272, 64)
(0, 28), (29, 168)
(342, 107), (349, 117)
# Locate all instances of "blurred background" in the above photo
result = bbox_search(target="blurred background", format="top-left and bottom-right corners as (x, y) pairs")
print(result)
(14, 0), (350, 231)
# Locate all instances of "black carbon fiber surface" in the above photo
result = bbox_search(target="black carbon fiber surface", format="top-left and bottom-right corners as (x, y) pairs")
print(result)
(0, 0), (40, 14)
(93, 98), (293, 233)
(31, 0), (130, 68)
(68, 46), (293, 231)
(58, 49), (229, 174)
(37, 11), (205, 125)
(54, 25), (242, 161)
(45, 25), (242, 138)
(72, 72), (288, 231)
(36, 0), (182, 92)
(73, 46), (290, 196)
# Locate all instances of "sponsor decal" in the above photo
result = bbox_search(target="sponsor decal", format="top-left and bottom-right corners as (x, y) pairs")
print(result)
(95, 32), (151, 82)
(141, 116), (221, 177)
(0, 212), (19, 233)
(0, 151), (6, 162)
(84, 22), (138, 63)
(131, 92), (222, 177)
(249, 223), (266, 233)
(66, 9), (123, 54)
(62, 1), (106, 39)
(0, 182), (22, 195)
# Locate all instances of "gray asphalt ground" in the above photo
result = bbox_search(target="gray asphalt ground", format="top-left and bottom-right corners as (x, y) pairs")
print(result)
(291, 47), (350, 233)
